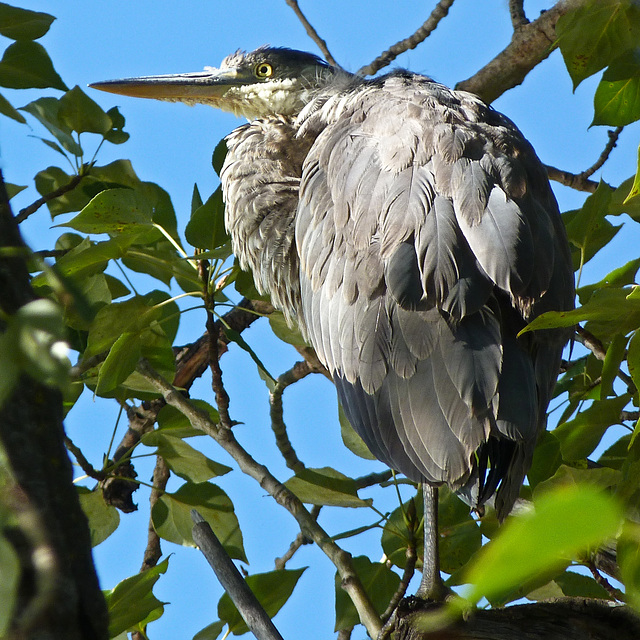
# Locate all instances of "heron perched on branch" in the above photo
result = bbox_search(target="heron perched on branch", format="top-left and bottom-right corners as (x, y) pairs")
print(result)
(92, 46), (574, 599)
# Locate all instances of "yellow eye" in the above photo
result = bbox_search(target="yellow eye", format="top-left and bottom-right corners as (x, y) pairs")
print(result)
(255, 62), (273, 78)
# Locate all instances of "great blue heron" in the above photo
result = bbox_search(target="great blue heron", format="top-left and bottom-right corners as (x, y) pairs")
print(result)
(92, 46), (574, 600)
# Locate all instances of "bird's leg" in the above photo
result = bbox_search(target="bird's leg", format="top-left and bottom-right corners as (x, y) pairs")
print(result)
(416, 485), (447, 601)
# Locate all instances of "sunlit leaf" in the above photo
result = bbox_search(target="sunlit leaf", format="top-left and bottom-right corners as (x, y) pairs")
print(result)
(5, 182), (26, 199)
(463, 485), (622, 605)
(556, 0), (640, 88)
(77, 487), (120, 547)
(61, 188), (154, 234)
(0, 3), (54, 40)
(619, 521), (640, 610)
(185, 186), (229, 250)
(285, 467), (369, 507)
(142, 432), (231, 482)
(577, 256), (640, 303)
(528, 431), (563, 488)
(58, 85), (112, 135)
(593, 48), (640, 126)
(381, 489), (422, 569)
(104, 557), (168, 637)
(338, 403), (376, 461)
(96, 331), (142, 394)
(152, 482), (246, 561)
(193, 620), (226, 640)
(553, 394), (631, 460)
(601, 333), (629, 399)
(156, 400), (220, 438)
(0, 40), (67, 90)
(21, 98), (82, 156)
(334, 556), (400, 631)
(622, 146), (640, 210)
(268, 311), (307, 347)
(217, 568), (306, 635)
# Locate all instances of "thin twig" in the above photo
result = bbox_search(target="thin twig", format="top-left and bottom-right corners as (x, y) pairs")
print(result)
(16, 172), (85, 223)
(579, 127), (624, 180)
(381, 546), (417, 624)
(508, 0), (529, 28)
(358, 0), (456, 76)
(192, 511), (285, 640)
(545, 165), (598, 193)
(64, 435), (106, 481)
(137, 360), (383, 638)
(284, 0), (338, 67)
(140, 455), (169, 572)
(270, 360), (317, 472)
(354, 470), (394, 490)
(275, 504), (321, 570)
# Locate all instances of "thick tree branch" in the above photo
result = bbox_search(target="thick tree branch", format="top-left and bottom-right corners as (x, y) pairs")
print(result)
(456, 0), (586, 104)
(137, 359), (383, 639)
(508, 0), (529, 28)
(192, 510), (285, 640)
(545, 164), (599, 193)
(357, 0), (456, 77)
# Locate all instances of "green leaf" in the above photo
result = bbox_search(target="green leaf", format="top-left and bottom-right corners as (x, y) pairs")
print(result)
(0, 3), (54, 39)
(554, 570), (612, 599)
(61, 188), (154, 234)
(6, 182), (26, 199)
(96, 331), (142, 394)
(381, 489), (422, 569)
(577, 256), (640, 303)
(535, 464), (622, 497)
(338, 403), (376, 461)
(104, 557), (168, 637)
(212, 138), (227, 176)
(593, 48), (640, 126)
(600, 334), (629, 399)
(556, 0), (640, 88)
(218, 568), (306, 635)
(58, 85), (112, 135)
(334, 556), (400, 631)
(463, 484), (622, 606)
(104, 106), (129, 144)
(152, 482), (246, 561)
(156, 400), (220, 438)
(21, 98), (82, 156)
(185, 186), (229, 250)
(619, 521), (640, 610)
(77, 487), (120, 547)
(0, 40), (67, 90)
(622, 147), (640, 212)
(0, 91), (25, 122)
(522, 286), (640, 339)
(286, 467), (368, 507)
(553, 394), (631, 460)
(142, 432), (232, 482)
(0, 533), (20, 636)
(528, 431), (563, 488)
(193, 620), (226, 640)
(628, 331), (640, 398)
(268, 311), (307, 347)
(563, 182), (618, 270)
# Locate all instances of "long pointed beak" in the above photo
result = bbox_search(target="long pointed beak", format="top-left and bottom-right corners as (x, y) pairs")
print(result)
(89, 68), (241, 102)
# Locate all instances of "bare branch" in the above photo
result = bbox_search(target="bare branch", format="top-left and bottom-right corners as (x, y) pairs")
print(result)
(65, 435), (106, 481)
(192, 511), (285, 640)
(456, 0), (587, 103)
(16, 172), (85, 223)
(381, 545), (417, 626)
(545, 164), (599, 193)
(357, 0), (456, 76)
(338, 628), (354, 640)
(509, 0), (529, 28)
(270, 360), (316, 473)
(579, 127), (624, 180)
(138, 360), (383, 638)
(284, 0), (338, 67)
(275, 504), (321, 570)
(354, 469), (394, 490)
(140, 455), (169, 572)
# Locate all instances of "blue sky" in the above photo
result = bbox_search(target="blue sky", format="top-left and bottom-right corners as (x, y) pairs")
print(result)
(3, 2), (640, 639)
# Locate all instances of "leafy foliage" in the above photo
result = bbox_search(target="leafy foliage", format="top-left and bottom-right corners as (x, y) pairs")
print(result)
(1, 1), (640, 639)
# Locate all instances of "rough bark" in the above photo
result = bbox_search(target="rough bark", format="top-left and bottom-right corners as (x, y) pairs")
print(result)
(395, 598), (640, 640)
(0, 170), (109, 639)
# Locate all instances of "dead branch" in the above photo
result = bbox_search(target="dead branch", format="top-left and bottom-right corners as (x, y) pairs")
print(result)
(579, 127), (624, 180)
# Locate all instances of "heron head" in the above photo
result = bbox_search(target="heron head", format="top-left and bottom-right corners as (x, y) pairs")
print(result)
(90, 46), (339, 119)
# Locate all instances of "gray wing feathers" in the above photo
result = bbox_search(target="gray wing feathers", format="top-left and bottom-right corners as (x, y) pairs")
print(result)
(226, 74), (573, 515)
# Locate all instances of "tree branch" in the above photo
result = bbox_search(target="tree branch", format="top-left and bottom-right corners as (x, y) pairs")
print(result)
(275, 504), (321, 570)
(137, 359), (383, 639)
(284, 0), (338, 67)
(192, 510), (285, 640)
(357, 0), (456, 77)
(579, 127), (624, 180)
(456, 0), (587, 103)
(16, 171), (85, 224)
(545, 164), (599, 193)
(508, 0), (529, 28)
